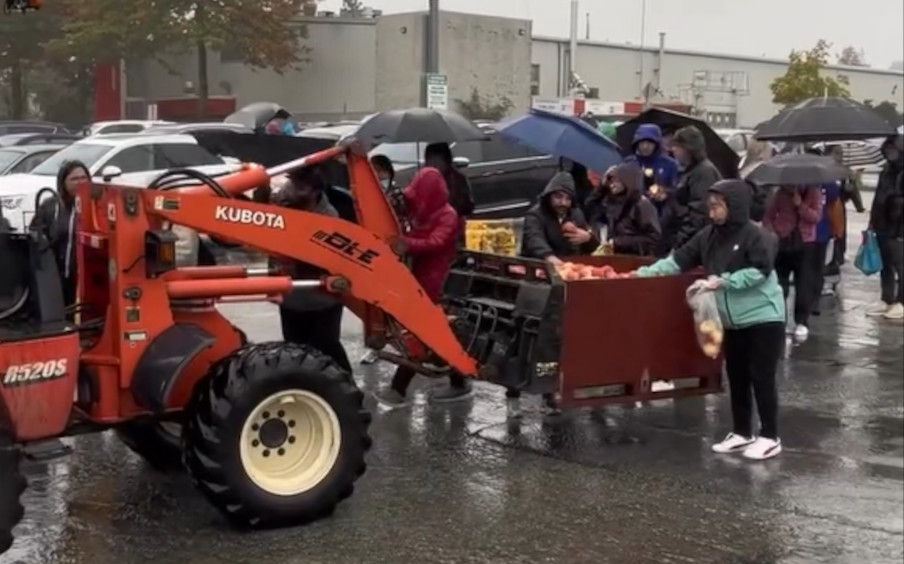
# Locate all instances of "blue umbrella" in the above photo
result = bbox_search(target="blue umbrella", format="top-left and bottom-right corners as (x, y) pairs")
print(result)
(496, 108), (623, 172)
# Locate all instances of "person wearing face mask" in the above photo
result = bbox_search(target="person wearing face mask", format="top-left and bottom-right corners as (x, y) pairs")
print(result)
(600, 162), (661, 256)
(521, 171), (599, 265)
(666, 126), (723, 250)
(369, 154), (408, 229)
(635, 180), (786, 460)
(254, 166), (352, 373)
(867, 134), (904, 320)
(30, 159), (90, 310)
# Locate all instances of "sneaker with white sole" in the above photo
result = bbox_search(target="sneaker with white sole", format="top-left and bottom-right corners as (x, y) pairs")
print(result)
(359, 349), (379, 365)
(652, 380), (675, 392)
(373, 387), (410, 409)
(867, 301), (891, 316)
(742, 437), (782, 460)
(883, 303), (904, 320)
(712, 432), (755, 454)
(793, 324), (809, 343)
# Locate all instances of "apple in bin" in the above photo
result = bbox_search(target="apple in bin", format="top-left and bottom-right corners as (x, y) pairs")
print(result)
(553, 262), (632, 281)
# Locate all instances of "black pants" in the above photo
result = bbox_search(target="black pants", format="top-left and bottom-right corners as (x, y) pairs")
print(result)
(279, 305), (352, 373)
(775, 243), (820, 326)
(723, 322), (784, 440)
(877, 235), (904, 304)
(390, 366), (466, 396)
(809, 241), (830, 308)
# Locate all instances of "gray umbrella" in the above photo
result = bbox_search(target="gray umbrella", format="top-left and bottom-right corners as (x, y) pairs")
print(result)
(224, 102), (291, 130)
(743, 154), (850, 185)
(355, 108), (488, 146)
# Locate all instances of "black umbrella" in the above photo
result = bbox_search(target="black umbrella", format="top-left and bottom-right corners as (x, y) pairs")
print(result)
(355, 107), (488, 146)
(224, 102), (291, 131)
(616, 108), (740, 178)
(754, 97), (896, 142)
(743, 154), (850, 186)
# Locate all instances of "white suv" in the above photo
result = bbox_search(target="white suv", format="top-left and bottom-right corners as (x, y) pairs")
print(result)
(0, 134), (236, 232)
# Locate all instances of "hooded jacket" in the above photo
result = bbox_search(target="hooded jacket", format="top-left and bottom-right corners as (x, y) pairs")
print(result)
(637, 179), (785, 330)
(604, 162), (661, 255)
(401, 167), (460, 302)
(624, 123), (680, 195)
(762, 185), (823, 244)
(521, 171), (597, 259)
(870, 135), (904, 239)
(668, 126), (724, 248)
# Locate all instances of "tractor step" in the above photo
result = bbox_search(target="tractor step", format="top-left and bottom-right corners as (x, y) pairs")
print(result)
(22, 439), (73, 462)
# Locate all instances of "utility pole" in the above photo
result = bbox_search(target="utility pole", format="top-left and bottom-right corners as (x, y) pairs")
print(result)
(426, 0), (440, 74)
(638, 0), (647, 100)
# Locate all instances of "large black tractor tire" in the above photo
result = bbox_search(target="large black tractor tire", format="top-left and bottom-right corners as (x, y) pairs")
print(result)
(182, 342), (371, 528)
(115, 420), (184, 472)
(0, 433), (26, 555)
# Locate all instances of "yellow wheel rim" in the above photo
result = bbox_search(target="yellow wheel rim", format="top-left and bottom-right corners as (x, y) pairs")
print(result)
(239, 389), (341, 497)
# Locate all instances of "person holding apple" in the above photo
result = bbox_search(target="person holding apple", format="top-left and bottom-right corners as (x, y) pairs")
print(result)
(521, 171), (599, 266)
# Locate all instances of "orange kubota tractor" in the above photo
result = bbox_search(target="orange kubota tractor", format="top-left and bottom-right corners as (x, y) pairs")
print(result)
(0, 138), (722, 554)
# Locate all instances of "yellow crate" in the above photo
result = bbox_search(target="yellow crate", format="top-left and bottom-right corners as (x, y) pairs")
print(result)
(465, 219), (517, 256)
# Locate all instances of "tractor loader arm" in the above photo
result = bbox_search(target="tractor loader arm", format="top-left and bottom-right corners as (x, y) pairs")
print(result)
(142, 147), (479, 377)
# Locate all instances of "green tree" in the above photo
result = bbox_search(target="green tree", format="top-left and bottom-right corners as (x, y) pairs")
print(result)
(0, 4), (64, 117)
(342, 0), (366, 16)
(770, 40), (851, 106)
(54, 0), (314, 118)
(863, 99), (904, 125)
(837, 45), (868, 67)
(457, 88), (513, 121)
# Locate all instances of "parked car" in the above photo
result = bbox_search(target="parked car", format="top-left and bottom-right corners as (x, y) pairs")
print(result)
(716, 128), (757, 156)
(0, 120), (70, 135)
(0, 144), (66, 176)
(142, 122), (254, 135)
(0, 133), (82, 147)
(84, 120), (174, 136)
(0, 134), (236, 231)
(379, 123), (558, 220)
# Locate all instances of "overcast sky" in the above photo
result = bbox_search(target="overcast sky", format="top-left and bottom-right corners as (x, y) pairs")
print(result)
(319, 0), (904, 68)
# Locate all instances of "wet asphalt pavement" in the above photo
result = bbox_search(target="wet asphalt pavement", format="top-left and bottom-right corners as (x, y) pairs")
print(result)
(5, 202), (903, 564)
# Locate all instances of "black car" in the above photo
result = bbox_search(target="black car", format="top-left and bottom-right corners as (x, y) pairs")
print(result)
(0, 133), (82, 147)
(0, 120), (70, 135)
(376, 123), (557, 220)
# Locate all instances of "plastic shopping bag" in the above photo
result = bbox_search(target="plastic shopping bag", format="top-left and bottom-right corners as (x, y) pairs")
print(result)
(854, 230), (883, 276)
(686, 282), (724, 359)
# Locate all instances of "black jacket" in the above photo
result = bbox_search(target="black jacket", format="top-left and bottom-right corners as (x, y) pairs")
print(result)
(668, 127), (723, 248)
(603, 163), (661, 255)
(870, 138), (904, 239)
(521, 172), (598, 259)
(30, 197), (77, 280)
(672, 179), (777, 277)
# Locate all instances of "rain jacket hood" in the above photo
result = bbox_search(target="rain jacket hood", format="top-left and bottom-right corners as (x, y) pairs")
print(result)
(541, 171), (577, 199)
(709, 179), (752, 229)
(404, 167), (449, 223)
(612, 162), (643, 199)
(632, 123), (664, 152)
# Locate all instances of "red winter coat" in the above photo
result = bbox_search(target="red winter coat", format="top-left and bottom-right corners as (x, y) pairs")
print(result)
(402, 167), (460, 302)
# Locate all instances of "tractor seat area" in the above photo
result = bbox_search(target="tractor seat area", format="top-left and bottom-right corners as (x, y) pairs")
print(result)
(0, 232), (30, 321)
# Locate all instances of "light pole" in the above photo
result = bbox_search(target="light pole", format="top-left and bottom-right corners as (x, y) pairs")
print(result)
(638, 0), (647, 100)
(426, 0), (440, 74)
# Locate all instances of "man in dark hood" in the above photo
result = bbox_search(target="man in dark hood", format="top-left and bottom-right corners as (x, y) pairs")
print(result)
(667, 125), (724, 249)
(602, 162), (661, 255)
(624, 123), (679, 211)
(521, 171), (598, 264)
(867, 134), (904, 319)
(425, 142), (474, 245)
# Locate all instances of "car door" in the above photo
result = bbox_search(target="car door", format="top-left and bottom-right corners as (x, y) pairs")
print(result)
(466, 132), (555, 220)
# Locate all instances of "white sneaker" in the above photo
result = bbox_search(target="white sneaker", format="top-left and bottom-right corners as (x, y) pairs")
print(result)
(867, 301), (891, 316)
(883, 303), (904, 320)
(742, 437), (782, 460)
(652, 381), (675, 392)
(793, 325), (809, 343)
(711, 432), (755, 454)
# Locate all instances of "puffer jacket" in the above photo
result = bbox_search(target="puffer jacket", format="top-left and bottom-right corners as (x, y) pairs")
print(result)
(402, 167), (460, 302)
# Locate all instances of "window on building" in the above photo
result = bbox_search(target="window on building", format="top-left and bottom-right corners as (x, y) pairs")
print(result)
(587, 87), (599, 99)
(530, 64), (541, 96)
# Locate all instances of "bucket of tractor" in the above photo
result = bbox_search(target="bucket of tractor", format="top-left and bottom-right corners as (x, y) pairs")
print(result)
(442, 252), (722, 408)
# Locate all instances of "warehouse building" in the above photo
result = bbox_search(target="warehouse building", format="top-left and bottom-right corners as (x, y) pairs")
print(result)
(120, 10), (903, 127)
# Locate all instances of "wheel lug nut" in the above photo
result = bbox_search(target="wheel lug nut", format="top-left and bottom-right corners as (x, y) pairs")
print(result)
(252, 439), (260, 447)
(262, 411), (270, 419)
(288, 420), (296, 428)
(288, 436), (296, 444)
(263, 450), (270, 457)
(278, 448), (285, 456)
(252, 423), (259, 431)
(277, 410), (285, 418)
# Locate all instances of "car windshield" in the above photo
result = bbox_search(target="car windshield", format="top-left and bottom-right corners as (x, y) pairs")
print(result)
(372, 142), (422, 165)
(30, 143), (112, 176)
(0, 149), (24, 169)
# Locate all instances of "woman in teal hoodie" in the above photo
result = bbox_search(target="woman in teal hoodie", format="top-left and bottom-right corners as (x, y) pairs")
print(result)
(636, 179), (786, 460)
